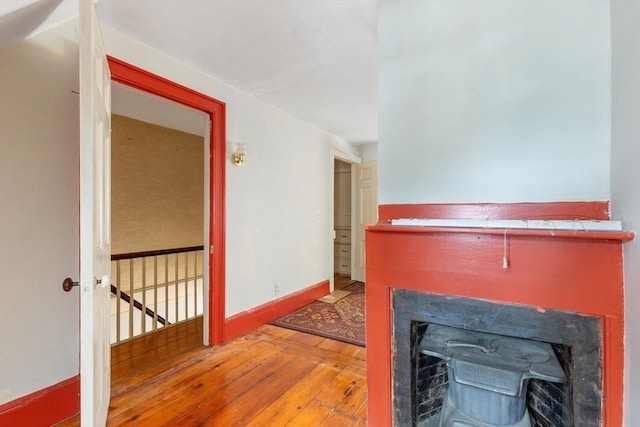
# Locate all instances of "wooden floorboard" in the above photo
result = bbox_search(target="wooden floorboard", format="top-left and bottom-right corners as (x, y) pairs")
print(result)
(56, 324), (366, 426)
(110, 316), (205, 394)
(334, 273), (357, 290)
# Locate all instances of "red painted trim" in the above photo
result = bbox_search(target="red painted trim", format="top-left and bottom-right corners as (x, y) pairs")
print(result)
(0, 376), (79, 427)
(365, 283), (391, 426)
(223, 280), (330, 342)
(369, 224), (634, 242)
(378, 201), (611, 222)
(107, 57), (225, 112)
(108, 57), (226, 346)
(365, 203), (631, 427)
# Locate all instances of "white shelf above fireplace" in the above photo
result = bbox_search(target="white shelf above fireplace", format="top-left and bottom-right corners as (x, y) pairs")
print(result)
(390, 218), (622, 232)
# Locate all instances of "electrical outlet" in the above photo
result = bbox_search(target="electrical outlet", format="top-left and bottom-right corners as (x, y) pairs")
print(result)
(275, 283), (280, 296)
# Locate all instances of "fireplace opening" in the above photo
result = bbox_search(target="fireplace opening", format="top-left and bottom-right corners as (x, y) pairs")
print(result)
(393, 289), (602, 427)
(411, 321), (574, 426)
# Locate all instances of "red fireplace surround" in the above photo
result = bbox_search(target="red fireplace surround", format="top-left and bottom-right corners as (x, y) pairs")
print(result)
(365, 202), (633, 427)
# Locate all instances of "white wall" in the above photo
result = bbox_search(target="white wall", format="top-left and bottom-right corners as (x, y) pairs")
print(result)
(357, 142), (378, 162)
(112, 82), (206, 137)
(610, 1), (640, 425)
(379, 0), (611, 204)
(100, 25), (359, 317)
(0, 21), (79, 404)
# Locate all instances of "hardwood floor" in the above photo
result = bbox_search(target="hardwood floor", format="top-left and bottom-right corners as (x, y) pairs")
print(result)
(56, 322), (366, 426)
(334, 273), (357, 290)
(111, 316), (205, 384)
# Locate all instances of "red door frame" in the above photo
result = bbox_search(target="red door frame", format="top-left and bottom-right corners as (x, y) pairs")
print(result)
(107, 57), (226, 346)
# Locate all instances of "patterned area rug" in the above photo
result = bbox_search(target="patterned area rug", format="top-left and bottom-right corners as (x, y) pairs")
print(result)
(272, 282), (365, 347)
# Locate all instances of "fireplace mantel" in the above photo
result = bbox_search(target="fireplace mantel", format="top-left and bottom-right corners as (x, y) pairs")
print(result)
(372, 223), (632, 242)
(365, 203), (633, 427)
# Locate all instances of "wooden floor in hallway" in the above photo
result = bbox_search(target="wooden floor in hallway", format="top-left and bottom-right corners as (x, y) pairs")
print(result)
(56, 322), (367, 426)
(334, 273), (357, 290)
(111, 315), (205, 384)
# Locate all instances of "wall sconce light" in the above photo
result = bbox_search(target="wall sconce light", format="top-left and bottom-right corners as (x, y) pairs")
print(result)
(232, 142), (247, 166)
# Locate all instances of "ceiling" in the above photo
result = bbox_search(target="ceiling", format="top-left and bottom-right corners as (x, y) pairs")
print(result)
(1, 0), (378, 145)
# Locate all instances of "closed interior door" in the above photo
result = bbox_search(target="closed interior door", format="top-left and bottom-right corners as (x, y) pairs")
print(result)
(354, 160), (378, 282)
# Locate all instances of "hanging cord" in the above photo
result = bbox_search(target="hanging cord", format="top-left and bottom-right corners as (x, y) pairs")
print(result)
(502, 228), (509, 269)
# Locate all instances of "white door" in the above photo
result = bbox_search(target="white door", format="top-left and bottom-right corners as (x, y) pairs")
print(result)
(79, 0), (112, 425)
(353, 161), (378, 282)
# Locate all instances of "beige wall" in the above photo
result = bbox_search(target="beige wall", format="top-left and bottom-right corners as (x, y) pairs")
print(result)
(111, 114), (204, 254)
(0, 22), (80, 404)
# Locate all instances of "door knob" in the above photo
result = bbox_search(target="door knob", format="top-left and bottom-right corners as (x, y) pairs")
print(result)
(62, 277), (79, 292)
(63, 275), (110, 291)
(97, 274), (110, 289)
